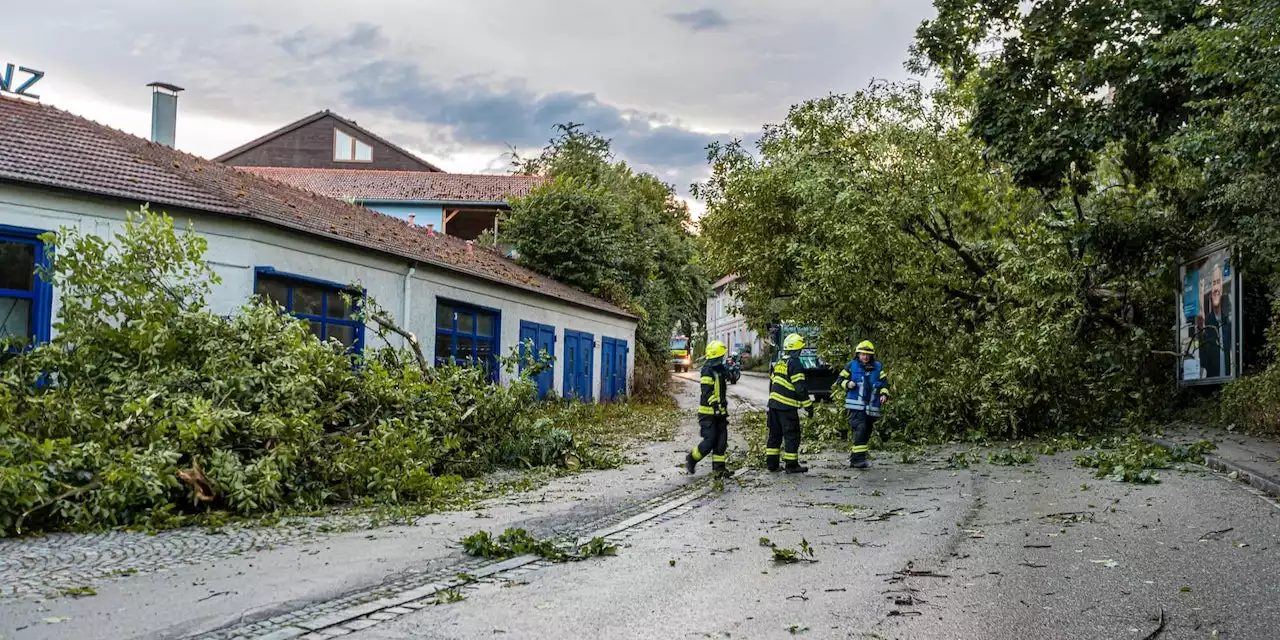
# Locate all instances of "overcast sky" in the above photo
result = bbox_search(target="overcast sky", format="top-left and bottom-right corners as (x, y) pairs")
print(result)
(2, 1), (936, 208)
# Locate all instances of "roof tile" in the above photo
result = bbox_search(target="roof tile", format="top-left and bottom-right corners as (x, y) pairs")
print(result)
(239, 167), (544, 203)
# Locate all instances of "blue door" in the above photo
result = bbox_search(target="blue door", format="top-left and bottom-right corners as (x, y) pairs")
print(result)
(518, 321), (556, 399)
(563, 330), (595, 401)
(600, 337), (629, 401)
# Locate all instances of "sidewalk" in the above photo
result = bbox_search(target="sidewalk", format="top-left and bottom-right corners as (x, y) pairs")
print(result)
(1146, 423), (1280, 499)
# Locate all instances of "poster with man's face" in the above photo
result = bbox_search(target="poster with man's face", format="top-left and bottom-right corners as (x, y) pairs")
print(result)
(1177, 244), (1239, 385)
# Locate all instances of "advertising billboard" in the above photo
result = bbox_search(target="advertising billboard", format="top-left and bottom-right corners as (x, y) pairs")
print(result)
(1176, 241), (1242, 386)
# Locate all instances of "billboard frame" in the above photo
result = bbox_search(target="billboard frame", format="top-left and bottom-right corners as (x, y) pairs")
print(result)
(1175, 239), (1242, 387)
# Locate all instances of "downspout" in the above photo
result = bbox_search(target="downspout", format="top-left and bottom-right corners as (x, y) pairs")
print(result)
(402, 263), (416, 348)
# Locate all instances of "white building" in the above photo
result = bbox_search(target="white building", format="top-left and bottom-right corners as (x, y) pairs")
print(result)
(706, 275), (762, 356)
(0, 91), (635, 402)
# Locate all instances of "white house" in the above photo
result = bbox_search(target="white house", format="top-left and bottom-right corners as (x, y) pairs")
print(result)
(706, 275), (762, 356)
(0, 90), (635, 402)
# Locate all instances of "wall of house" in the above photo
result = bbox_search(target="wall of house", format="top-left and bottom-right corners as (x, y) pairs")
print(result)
(0, 183), (635, 400)
(220, 115), (436, 172)
(706, 286), (762, 356)
(364, 202), (444, 231)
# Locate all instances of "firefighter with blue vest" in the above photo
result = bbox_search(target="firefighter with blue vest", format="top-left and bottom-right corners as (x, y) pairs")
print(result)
(765, 333), (813, 473)
(686, 340), (730, 477)
(838, 340), (888, 469)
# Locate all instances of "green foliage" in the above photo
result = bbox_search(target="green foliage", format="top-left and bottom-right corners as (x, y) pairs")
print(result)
(0, 209), (670, 536)
(1075, 438), (1215, 483)
(507, 124), (709, 368)
(696, 80), (1173, 441)
(771, 538), (815, 564)
(987, 447), (1036, 466)
(460, 527), (617, 562)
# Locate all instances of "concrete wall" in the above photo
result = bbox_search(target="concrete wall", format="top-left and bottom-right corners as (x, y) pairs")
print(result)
(706, 286), (762, 356)
(0, 183), (635, 399)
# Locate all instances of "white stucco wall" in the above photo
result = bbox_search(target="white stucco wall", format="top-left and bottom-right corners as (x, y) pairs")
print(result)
(0, 183), (636, 400)
(706, 286), (762, 356)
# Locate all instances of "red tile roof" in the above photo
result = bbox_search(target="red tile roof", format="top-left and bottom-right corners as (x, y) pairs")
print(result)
(0, 95), (633, 319)
(240, 167), (545, 204)
(712, 274), (740, 290)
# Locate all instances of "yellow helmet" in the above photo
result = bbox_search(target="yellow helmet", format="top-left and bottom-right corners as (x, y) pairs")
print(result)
(856, 340), (876, 355)
(783, 333), (805, 351)
(705, 340), (727, 360)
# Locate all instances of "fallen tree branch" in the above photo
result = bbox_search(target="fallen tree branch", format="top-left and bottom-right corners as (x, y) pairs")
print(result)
(371, 313), (431, 379)
(16, 478), (103, 535)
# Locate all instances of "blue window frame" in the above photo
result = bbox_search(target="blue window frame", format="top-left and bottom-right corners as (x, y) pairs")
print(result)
(253, 267), (364, 352)
(435, 299), (499, 382)
(0, 224), (53, 347)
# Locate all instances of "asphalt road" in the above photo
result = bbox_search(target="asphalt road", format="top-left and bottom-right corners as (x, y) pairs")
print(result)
(349, 375), (1280, 640)
(5, 375), (1278, 640)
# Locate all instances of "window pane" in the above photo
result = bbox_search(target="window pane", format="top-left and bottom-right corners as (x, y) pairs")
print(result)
(456, 336), (474, 363)
(0, 298), (31, 340)
(293, 285), (323, 316)
(457, 312), (474, 335)
(0, 241), (36, 292)
(476, 313), (494, 338)
(328, 323), (355, 347)
(326, 292), (349, 319)
(335, 129), (354, 161)
(434, 331), (454, 365)
(475, 337), (494, 361)
(306, 319), (323, 340)
(255, 277), (289, 308)
(436, 304), (453, 330)
(354, 140), (373, 161)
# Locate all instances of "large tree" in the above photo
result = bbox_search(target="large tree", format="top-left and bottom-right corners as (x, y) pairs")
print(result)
(507, 125), (708, 368)
(696, 81), (1172, 439)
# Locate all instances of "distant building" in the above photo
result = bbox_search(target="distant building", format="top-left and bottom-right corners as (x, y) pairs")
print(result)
(706, 275), (762, 356)
(214, 111), (542, 241)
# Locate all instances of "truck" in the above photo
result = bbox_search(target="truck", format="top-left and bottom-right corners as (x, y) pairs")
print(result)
(670, 335), (693, 373)
(768, 324), (839, 402)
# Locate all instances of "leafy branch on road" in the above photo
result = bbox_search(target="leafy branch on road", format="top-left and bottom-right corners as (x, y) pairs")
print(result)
(771, 538), (817, 564)
(1075, 438), (1215, 484)
(461, 527), (617, 563)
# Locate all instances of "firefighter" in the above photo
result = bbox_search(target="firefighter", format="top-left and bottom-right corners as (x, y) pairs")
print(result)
(837, 340), (888, 469)
(686, 340), (730, 477)
(765, 333), (813, 473)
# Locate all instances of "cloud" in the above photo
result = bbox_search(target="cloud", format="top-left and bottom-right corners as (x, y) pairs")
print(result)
(277, 23), (387, 59)
(342, 60), (754, 191)
(668, 8), (731, 32)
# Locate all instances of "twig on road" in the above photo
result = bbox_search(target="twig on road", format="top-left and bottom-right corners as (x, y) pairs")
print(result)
(1023, 544), (1052, 548)
(1020, 561), (1048, 568)
(1198, 528), (1234, 542)
(1141, 606), (1166, 640)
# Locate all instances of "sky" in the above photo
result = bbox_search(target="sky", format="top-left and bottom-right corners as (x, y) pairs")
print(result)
(1, 1), (938, 212)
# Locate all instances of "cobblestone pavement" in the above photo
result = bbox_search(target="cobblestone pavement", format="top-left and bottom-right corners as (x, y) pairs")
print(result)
(185, 476), (717, 640)
(0, 516), (376, 599)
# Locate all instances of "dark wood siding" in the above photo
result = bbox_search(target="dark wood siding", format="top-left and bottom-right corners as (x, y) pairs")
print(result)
(220, 115), (435, 171)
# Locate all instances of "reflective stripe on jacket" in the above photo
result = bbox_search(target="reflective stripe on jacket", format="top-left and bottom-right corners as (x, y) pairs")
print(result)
(698, 363), (728, 416)
(838, 359), (888, 417)
(767, 353), (811, 410)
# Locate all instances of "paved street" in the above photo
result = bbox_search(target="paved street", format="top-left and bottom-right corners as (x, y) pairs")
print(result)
(2, 377), (1278, 640)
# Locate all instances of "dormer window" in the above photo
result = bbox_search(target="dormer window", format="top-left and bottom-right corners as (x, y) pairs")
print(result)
(334, 128), (372, 162)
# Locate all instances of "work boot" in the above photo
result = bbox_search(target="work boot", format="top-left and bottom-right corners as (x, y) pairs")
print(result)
(685, 453), (697, 475)
(766, 455), (781, 472)
(784, 461), (809, 474)
(850, 453), (870, 469)
(711, 462), (728, 478)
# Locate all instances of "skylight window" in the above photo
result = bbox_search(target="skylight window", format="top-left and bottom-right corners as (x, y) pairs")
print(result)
(334, 128), (372, 162)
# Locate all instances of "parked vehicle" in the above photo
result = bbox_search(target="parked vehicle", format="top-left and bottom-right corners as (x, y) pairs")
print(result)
(670, 335), (692, 372)
(725, 353), (743, 384)
(767, 324), (838, 401)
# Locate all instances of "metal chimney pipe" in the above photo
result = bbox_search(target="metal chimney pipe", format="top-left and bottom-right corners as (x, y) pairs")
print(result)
(147, 82), (184, 147)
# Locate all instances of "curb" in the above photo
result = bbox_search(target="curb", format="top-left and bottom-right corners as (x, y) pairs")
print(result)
(1142, 435), (1280, 500)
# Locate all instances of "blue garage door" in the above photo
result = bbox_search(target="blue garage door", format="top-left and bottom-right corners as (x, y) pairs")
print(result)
(601, 337), (629, 402)
(519, 321), (556, 399)
(563, 330), (595, 401)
